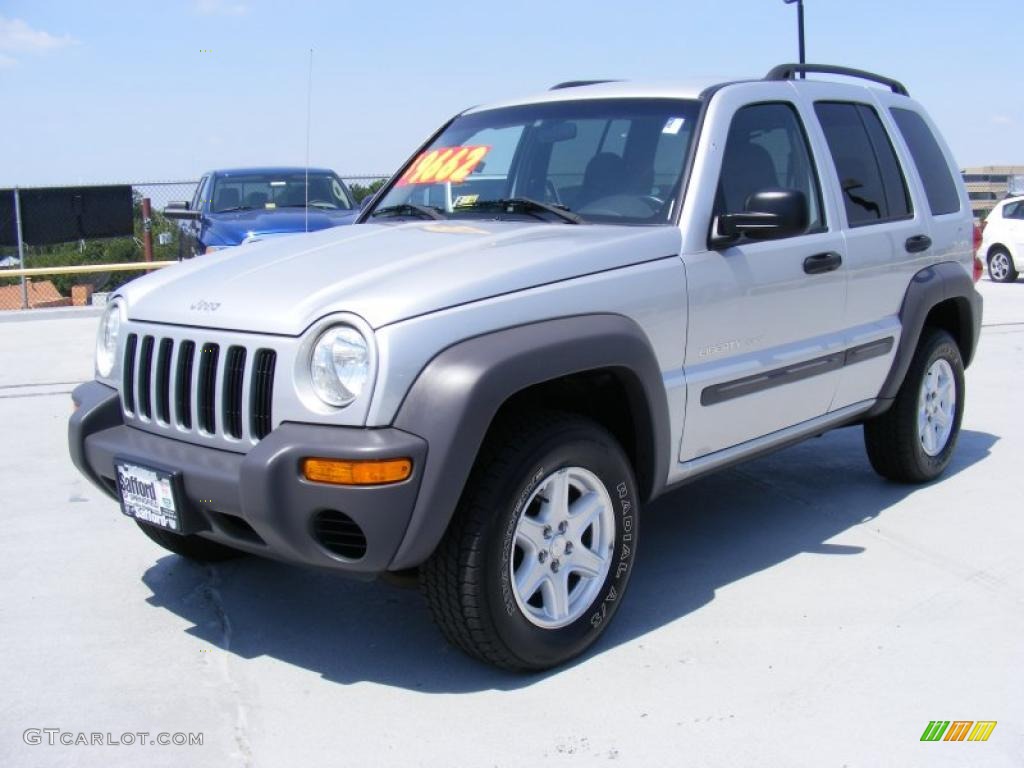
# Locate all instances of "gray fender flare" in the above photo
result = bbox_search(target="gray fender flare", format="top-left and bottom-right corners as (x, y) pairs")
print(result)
(388, 314), (670, 570)
(868, 261), (982, 417)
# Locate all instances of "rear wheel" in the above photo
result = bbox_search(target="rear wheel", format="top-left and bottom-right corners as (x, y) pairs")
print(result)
(988, 247), (1018, 283)
(421, 412), (638, 670)
(135, 521), (244, 562)
(864, 328), (964, 483)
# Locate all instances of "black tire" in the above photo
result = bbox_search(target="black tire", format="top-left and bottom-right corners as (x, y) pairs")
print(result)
(135, 521), (244, 562)
(987, 247), (1018, 283)
(864, 328), (965, 483)
(421, 412), (639, 671)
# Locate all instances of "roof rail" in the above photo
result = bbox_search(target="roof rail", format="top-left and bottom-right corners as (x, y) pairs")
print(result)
(764, 63), (909, 96)
(549, 79), (618, 90)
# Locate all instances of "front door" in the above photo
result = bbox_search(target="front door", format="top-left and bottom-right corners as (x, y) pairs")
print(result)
(679, 99), (847, 461)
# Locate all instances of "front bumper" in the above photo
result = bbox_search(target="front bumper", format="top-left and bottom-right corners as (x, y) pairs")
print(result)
(69, 381), (427, 575)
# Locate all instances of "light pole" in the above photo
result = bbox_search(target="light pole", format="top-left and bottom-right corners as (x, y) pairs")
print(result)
(783, 0), (806, 76)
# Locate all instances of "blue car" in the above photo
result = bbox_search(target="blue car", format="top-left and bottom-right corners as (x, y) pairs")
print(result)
(164, 167), (359, 258)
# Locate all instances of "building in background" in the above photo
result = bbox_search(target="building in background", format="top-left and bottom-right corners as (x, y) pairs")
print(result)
(961, 165), (1024, 220)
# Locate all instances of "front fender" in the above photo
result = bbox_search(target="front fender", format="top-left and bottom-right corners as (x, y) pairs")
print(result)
(388, 314), (670, 570)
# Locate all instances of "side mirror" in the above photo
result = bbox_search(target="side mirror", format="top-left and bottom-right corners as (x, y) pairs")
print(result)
(360, 195), (375, 211)
(164, 201), (202, 221)
(713, 189), (808, 246)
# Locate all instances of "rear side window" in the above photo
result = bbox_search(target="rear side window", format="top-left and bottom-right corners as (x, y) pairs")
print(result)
(814, 102), (912, 226)
(1003, 201), (1024, 219)
(890, 108), (960, 215)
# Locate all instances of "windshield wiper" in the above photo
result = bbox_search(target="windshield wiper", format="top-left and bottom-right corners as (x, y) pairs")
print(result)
(215, 205), (255, 213)
(371, 203), (447, 220)
(459, 197), (584, 224)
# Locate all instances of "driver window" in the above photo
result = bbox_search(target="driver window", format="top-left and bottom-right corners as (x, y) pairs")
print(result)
(715, 103), (824, 232)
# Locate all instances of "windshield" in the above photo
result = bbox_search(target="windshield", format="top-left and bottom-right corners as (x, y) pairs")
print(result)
(210, 172), (354, 212)
(370, 98), (700, 225)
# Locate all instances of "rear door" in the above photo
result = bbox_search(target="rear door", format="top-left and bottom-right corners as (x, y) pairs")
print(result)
(678, 93), (848, 461)
(809, 95), (966, 409)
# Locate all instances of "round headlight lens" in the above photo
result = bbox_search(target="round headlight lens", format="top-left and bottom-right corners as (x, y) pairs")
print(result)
(310, 325), (370, 407)
(95, 300), (122, 379)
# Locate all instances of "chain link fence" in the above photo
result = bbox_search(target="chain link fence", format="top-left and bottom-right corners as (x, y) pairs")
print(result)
(0, 175), (389, 311)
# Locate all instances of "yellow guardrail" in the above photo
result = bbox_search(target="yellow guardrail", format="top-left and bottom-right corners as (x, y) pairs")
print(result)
(0, 261), (177, 278)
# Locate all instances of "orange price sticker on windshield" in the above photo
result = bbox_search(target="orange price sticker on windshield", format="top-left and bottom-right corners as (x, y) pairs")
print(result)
(396, 145), (490, 186)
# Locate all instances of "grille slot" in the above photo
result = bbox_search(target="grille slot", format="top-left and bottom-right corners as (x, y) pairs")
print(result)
(223, 346), (247, 439)
(175, 341), (195, 429)
(155, 338), (173, 423)
(197, 343), (220, 434)
(122, 334), (138, 413)
(250, 349), (276, 440)
(312, 510), (367, 560)
(137, 335), (155, 419)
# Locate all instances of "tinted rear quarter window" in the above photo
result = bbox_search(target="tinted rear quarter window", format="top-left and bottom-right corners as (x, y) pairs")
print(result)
(814, 101), (911, 226)
(890, 107), (960, 215)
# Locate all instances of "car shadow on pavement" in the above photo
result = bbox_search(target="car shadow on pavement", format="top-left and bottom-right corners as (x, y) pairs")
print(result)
(141, 426), (996, 693)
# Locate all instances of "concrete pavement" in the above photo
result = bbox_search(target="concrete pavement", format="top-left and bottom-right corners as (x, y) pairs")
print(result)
(1, 279), (1021, 767)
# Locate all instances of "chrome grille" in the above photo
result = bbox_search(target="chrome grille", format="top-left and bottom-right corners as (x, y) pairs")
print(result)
(121, 332), (276, 447)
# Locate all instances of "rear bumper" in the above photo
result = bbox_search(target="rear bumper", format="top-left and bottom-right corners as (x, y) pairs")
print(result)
(69, 381), (427, 575)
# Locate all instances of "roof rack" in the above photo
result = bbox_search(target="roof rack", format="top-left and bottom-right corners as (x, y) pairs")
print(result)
(549, 79), (618, 91)
(764, 63), (909, 96)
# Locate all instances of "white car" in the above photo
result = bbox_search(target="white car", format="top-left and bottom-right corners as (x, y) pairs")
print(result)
(979, 195), (1024, 282)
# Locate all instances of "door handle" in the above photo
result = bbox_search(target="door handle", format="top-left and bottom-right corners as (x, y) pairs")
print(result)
(803, 252), (843, 275)
(905, 234), (932, 253)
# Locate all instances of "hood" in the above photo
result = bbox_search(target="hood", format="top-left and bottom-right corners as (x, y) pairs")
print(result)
(121, 220), (682, 335)
(205, 208), (357, 244)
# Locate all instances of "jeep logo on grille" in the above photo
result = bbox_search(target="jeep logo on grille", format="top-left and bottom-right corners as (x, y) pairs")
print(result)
(190, 300), (221, 311)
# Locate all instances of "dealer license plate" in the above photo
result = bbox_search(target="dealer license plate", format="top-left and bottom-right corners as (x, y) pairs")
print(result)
(115, 461), (182, 532)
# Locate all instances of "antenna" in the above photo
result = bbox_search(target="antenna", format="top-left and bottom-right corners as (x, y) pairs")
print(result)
(305, 48), (313, 233)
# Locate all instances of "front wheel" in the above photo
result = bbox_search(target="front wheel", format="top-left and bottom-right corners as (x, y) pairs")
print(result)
(864, 328), (965, 483)
(421, 412), (639, 670)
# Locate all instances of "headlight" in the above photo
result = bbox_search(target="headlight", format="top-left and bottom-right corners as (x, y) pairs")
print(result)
(309, 325), (369, 407)
(95, 300), (123, 379)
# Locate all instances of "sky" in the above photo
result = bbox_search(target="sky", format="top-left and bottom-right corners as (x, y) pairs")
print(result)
(1, 0), (1021, 186)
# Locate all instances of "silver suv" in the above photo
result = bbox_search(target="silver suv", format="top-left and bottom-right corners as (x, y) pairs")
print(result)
(70, 64), (983, 670)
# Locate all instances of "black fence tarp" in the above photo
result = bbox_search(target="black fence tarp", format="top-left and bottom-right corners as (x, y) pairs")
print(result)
(0, 189), (14, 247)
(0, 185), (134, 246)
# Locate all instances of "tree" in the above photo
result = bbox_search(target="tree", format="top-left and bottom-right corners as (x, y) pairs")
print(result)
(348, 178), (386, 203)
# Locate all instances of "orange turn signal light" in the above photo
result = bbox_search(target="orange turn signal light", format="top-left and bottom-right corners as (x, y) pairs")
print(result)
(301, 457), (412, 486)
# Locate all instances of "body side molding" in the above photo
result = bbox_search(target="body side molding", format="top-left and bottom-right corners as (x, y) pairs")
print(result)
(699, 337), (894, 407)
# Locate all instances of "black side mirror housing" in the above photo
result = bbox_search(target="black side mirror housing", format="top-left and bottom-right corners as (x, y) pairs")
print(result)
(164, 201), (202, 221)
(713, 188), (808, 246)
